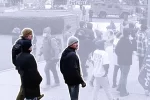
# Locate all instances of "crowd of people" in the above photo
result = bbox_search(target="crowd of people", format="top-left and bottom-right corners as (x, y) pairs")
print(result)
(11, 16), (150, 100)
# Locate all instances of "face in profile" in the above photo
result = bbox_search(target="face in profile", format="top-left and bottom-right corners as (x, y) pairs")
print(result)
(71, 42), (79, 50)
(27, 35), (33, 40)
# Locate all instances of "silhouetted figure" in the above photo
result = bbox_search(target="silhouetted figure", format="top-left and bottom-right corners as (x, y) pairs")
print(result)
(12, 28), (43, 100)
(112, 32), (122, 88)
(115, 28), (134, 97)
(88, 9), (93, 22)
(75, 21), (86, 38)
(16, 40), (43, 100)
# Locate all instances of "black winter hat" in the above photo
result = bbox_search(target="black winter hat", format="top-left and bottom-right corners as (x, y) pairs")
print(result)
(22, 40), (32, 51)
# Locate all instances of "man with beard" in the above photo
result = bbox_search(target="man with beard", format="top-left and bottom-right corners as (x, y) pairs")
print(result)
(60, 36), (86, 100)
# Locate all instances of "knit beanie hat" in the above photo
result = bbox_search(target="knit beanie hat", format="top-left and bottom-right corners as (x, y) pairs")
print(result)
(67, 36), (79, 46)
(22, 40), (32, 51)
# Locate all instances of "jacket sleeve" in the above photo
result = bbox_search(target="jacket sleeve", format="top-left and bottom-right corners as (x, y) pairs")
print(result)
(12, 40), (22, 68)
(115, 39), (122, 56)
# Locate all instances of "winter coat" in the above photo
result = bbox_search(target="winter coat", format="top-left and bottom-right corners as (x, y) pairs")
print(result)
(12, 37), (27, 68)
(115, 37), (134, 66)
(60, 47), (84, 86)
(16, 51), (42, 99)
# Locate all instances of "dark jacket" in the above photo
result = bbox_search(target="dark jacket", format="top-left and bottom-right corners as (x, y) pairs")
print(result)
(115, 37), (134, 66)
(74, 28), (86, 40)
(85, 28), (95, 40)
(12, 37), (27, 68)
(60, 47), (84, 86)
(16, 50), (42, 99)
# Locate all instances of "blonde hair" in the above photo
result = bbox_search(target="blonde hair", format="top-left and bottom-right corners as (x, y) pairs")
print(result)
(21, 28), (33, 38)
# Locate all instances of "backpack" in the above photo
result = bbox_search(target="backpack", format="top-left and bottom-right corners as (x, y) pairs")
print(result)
(12, 39), (23, 69)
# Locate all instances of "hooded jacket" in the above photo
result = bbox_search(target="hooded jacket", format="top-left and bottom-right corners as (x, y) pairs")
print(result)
(60, 47), (84, 85)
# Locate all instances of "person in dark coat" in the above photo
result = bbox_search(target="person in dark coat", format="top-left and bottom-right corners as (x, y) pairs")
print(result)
(80, 22), (95, 78)
(74, 21), (86, 39)
(12, 28), (33, 100)
(85, 22), (95, 40)
(88, 9), (93, 22)
(16, 40), (43, 100)
(115, 28), (134, 97)
(12, 28), (44, 100)
(60, 36), (86, 100)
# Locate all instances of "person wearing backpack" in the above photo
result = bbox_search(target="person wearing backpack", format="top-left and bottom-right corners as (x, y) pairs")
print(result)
(39, 27), (60, 89)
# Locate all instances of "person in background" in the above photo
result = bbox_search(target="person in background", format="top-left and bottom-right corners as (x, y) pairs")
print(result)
(64, 25), (72, 47)
(12, 28), (43, 100)
(39, 27), (60, 89)
(88, 9), (93, 22)
(85, 22), (95, 40)
(12, 27), (21, 45)
(16, 40), (43, 100)
(105, 30), (115, 47)
(128, 23), (138, 51)
(121, 17), (129, 33)
(75, 21), (86, 39)
(32, 33), (37, 57)
(92, 40), (119, 100)
(82, 6), (86, 21)
(112, 32), (122, 88)
(60, 36), (86, 100)
(136, 24), (148, 71)
(107, 21), (116, 32)
(115, 28), (134, 97)
(94, 30), (103, 41)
